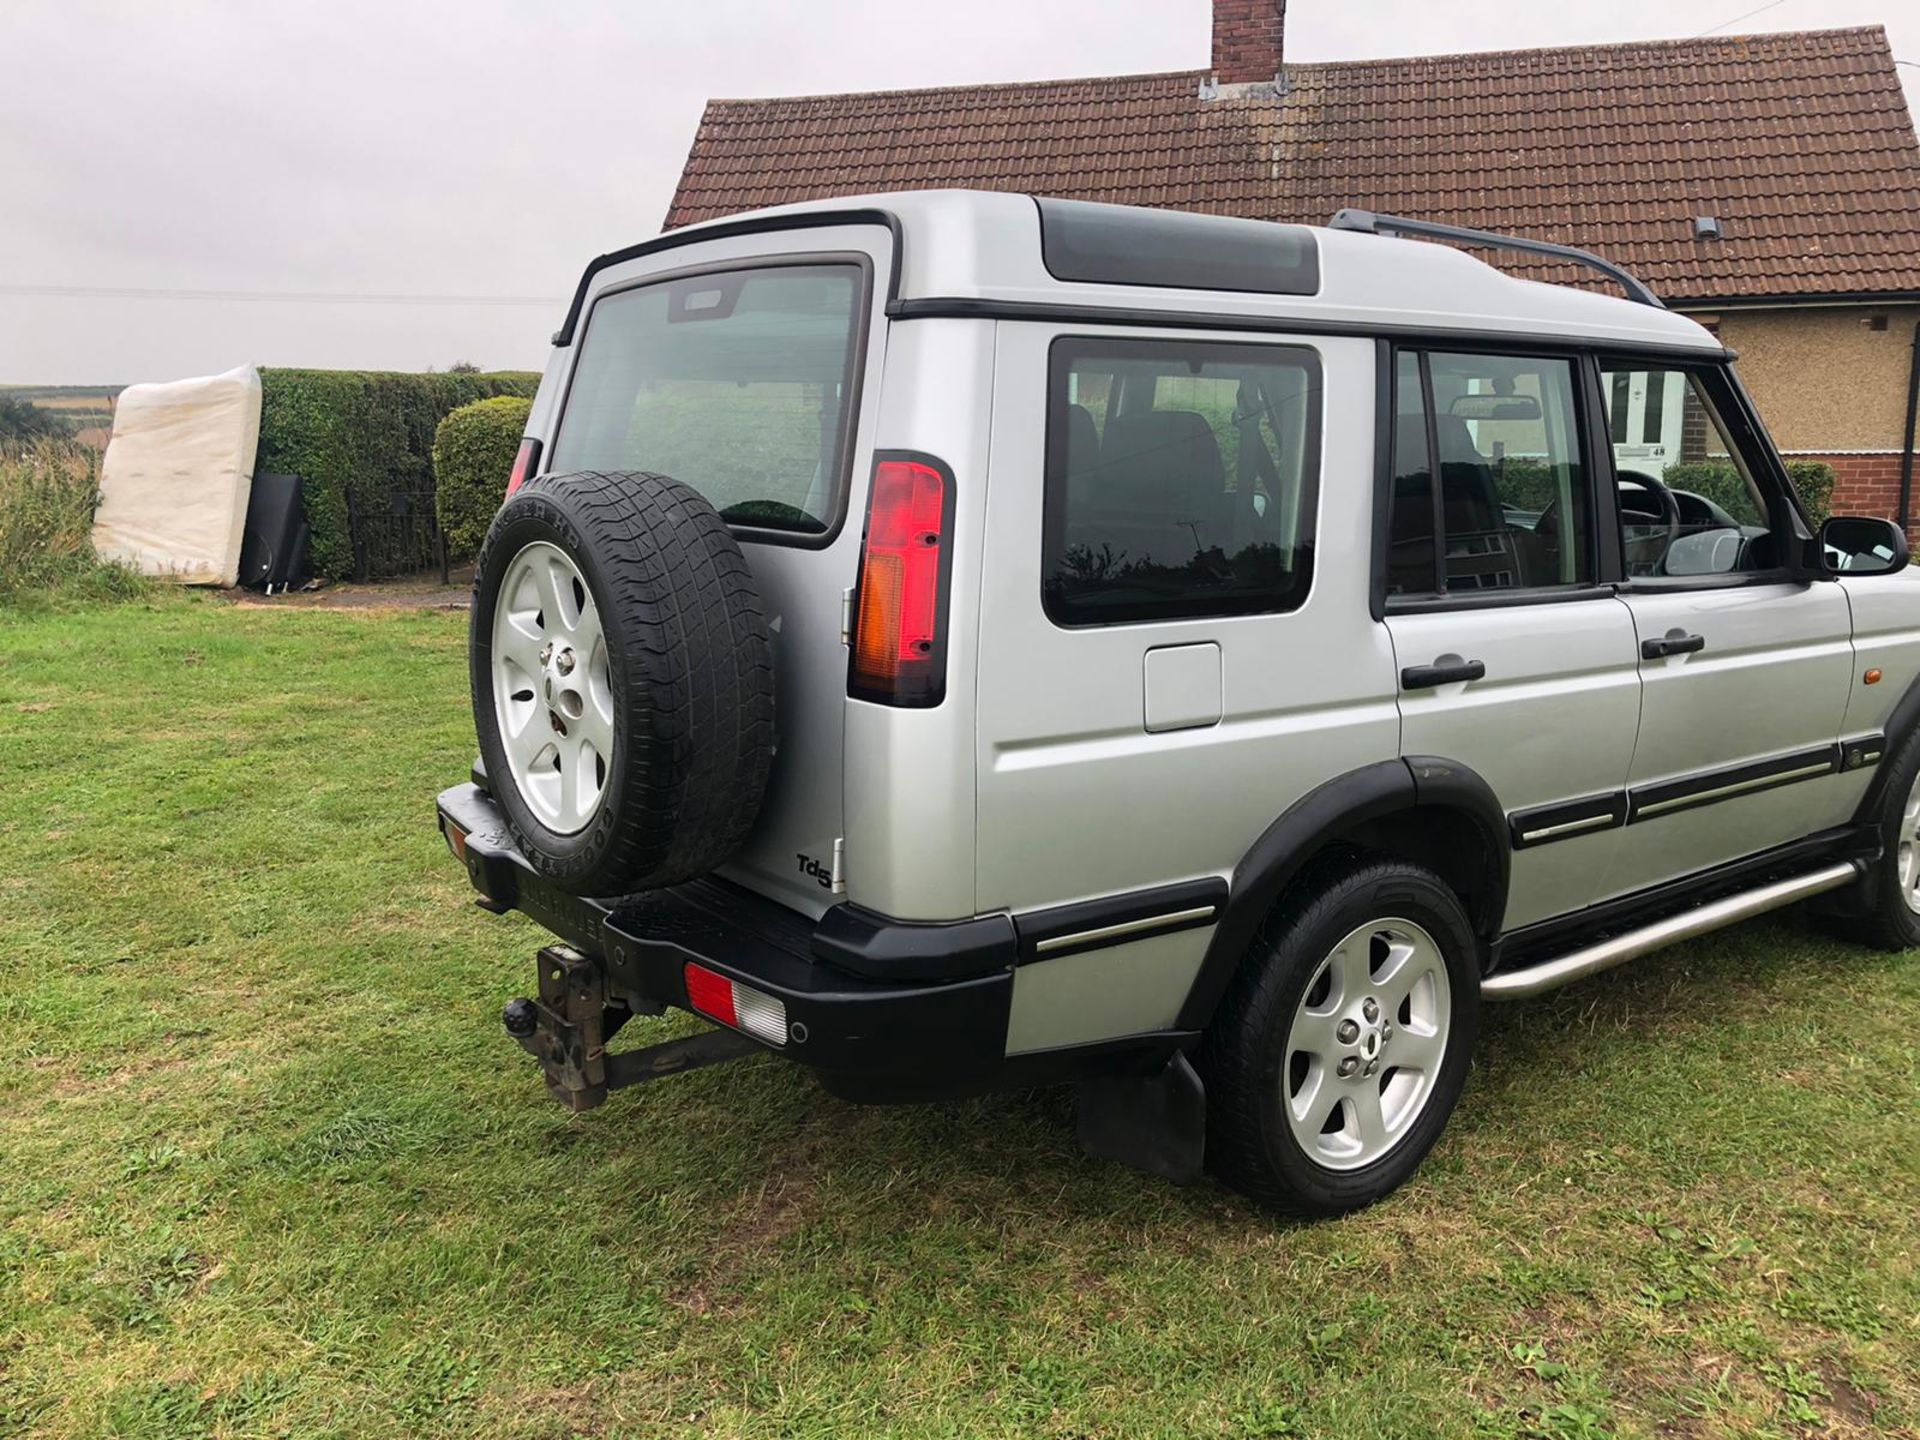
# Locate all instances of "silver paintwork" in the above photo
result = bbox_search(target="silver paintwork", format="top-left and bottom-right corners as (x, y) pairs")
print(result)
(517, 190), (1909, 1067)
(840, 318), (995, 921)
(491, 542), (612, 835)
(1388, 600), (1643, 930)
(1597, 584), (1857, 902)
(1284, 918), (1451, 1171)
(980, 329), (1395, 1046)
(1483, 861), (1863, 1000)
(664, 191), (1719, 356)
(1838, 565), (1920, 740)
(1006, 927), (1212, 1053)
(536, 224), (899, 918)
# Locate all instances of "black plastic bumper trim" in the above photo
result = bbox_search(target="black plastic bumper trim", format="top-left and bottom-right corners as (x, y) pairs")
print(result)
(1840, 734), (1885, 774)
(1012, 878), (1229, 964)
(1627, 744), (1840, 824)
(1508, 791), (1629, 850)
(438, 784), (1019, 1083)
(811, 901), (1017, 982)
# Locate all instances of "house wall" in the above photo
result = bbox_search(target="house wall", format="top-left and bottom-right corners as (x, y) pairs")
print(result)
(1681, 303), (1919, 527)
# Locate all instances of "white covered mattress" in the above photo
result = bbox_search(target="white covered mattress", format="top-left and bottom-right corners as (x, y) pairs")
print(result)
(93, 365), (262, 585)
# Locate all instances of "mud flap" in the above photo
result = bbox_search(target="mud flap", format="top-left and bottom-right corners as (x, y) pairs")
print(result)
(1075, 1051), (1206, 1184)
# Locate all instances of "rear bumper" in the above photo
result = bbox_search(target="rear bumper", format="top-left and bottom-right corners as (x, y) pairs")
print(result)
(436, 783), (1022, 1090)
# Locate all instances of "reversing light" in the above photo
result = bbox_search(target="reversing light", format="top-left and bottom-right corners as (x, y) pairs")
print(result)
(504, 437), (542, 500)
(683, 963), (788, 1047)
(848, 453), (954, 707)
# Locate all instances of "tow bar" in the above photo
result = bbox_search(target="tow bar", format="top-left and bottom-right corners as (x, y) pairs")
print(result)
(503, 944), (761, 1111)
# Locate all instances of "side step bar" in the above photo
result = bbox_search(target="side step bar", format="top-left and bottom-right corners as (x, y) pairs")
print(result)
(1483, 860), (1864, 1001)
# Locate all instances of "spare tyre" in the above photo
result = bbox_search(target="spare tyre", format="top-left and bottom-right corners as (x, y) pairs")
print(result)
(469, 469), (775, 897)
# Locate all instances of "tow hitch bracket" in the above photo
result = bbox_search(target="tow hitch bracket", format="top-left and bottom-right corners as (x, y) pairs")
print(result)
(503, 945), (759, 1111)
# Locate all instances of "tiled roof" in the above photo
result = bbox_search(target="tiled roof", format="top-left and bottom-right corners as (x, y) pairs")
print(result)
(666, 27), (1920, 304)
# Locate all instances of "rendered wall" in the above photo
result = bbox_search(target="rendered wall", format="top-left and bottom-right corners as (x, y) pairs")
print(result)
(1693, 304), (1918, 452)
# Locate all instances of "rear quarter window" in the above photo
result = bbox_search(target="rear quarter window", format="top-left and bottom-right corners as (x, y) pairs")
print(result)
(1043, 336), (1322, 626)
(548, 261), (867, 539)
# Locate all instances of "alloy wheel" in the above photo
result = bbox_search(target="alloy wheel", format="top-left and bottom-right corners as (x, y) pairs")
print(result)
(1898, 769), (1920, 914)
(1281, 917), (1453, 1171)
(490, 541), (615, 835)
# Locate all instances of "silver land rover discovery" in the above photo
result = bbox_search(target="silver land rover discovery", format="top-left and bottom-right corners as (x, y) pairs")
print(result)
(437, 191), (1917, 1215)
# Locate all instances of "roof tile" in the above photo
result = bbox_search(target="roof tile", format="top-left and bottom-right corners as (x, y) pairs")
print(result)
(665, 26), (1920, 302)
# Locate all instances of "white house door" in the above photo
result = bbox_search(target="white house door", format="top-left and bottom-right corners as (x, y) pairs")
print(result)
(1606, 368), (1688, 475)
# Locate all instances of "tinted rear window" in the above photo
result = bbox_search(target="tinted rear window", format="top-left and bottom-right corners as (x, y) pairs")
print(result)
(549, 263), (865, 536)
(1038, 198), (1320, 296)
(1044, 336), (1322, 626)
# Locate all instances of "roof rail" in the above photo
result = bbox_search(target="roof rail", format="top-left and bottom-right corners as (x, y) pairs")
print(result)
(1329, 209), (1665, 309)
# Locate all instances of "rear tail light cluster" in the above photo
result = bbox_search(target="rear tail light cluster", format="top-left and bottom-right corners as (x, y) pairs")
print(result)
(848, 453), (955, 707)
(684, 963), (788, 1047)
(503, 437), (542, 500)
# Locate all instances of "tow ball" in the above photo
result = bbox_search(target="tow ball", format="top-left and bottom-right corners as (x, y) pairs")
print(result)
(503, 944), (761, 1111)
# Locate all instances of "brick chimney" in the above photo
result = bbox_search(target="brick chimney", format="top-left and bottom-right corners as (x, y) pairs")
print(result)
(1212, 0), (1286, 85)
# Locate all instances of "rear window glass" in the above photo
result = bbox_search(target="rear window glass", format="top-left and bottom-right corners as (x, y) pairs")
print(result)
(549, 263), (865, 536)
(1044, 337), (1322, 626)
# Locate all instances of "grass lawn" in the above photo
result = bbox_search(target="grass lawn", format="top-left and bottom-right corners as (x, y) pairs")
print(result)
(1, 596), (1916, 1439)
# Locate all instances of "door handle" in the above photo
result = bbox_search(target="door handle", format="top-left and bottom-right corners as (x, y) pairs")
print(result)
(1401, 658), (1486, 690)
(1641, 632), (1706, 660)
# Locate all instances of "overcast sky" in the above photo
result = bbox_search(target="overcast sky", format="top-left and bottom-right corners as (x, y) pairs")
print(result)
(3, 0), (1916, 385)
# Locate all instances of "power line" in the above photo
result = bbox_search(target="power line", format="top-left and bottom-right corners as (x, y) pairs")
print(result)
(0, 282), (563, 307)
(1693, 0), (1790, 37)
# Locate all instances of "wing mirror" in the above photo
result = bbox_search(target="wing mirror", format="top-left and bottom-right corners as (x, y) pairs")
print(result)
(1820, 515), (1910, 576)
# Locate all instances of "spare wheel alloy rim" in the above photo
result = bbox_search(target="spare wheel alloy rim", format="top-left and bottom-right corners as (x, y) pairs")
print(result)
(492, 541), (615, 835)
(1281, 916), (1452, 1172)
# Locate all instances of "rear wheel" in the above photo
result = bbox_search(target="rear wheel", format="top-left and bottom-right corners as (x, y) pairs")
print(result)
(1199, 856), (1480, 1215)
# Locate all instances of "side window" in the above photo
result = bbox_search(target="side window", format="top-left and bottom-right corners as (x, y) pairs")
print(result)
(1044, 337), (1321, 625)
(1599, 364), (1774, 577)
(1386, 351), (1593, 596)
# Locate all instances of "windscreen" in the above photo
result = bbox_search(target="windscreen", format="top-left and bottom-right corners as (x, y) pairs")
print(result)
(548, 263), (864, 536)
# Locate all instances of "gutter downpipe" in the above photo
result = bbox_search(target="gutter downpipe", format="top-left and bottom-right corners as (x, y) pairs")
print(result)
(1899, 320), (1920, 535)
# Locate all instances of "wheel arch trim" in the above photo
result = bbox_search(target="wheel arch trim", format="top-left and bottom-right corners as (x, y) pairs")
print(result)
(1174, 756), (1509, 1031)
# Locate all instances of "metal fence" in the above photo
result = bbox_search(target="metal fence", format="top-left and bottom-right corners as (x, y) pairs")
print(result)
(345, 487), (447, 582)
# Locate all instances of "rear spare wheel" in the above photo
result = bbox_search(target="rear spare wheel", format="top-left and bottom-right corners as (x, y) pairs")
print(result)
(470, 469), (775, 896)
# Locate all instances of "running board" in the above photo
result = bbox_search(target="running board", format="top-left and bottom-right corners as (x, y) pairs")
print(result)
(1482, 860), (1864, 1001)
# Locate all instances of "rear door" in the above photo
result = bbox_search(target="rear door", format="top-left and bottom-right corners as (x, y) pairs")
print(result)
(1381, 347), (1642, 931)
(543, 226), (896, 915)
(1593, 360), (1856, 900)
(975, 326), (1399, 1053)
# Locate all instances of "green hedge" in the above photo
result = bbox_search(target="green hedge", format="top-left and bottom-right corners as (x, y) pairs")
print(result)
(1492, 456), (1558, 512)
(432, 396), (533, 561)
(256, 369), (539, 578)
(1661, 460), (1836, 526)
(1488, 456), (1838, 527)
